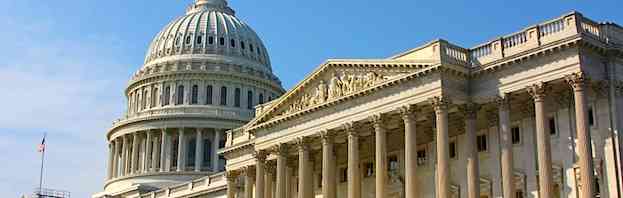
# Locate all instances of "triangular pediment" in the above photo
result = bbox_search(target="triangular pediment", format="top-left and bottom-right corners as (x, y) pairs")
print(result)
(245, 59), (437, 131)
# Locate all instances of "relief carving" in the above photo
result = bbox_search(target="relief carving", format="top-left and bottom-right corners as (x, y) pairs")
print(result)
(282, 71), (392, 116)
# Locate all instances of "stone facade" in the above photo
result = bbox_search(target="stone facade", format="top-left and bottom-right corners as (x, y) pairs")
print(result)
(93, 0), (284, 197)
(222, 11), (623, 198)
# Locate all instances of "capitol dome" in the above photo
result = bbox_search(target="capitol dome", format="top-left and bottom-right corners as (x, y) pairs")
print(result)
(101, 0), (284, 194)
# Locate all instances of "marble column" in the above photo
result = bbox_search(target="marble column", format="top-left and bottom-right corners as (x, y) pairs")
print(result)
(497, 96), (515, 198)
(195, 128), (204, 172)
(255, 151), (267, 198)
(527, 83), (553, 198)
(107, 142), (114, 179)
(401, 106), (418, 198)
(113, 138), (120, 178)
(321, 131), (337, 198)
(266, 163), (275, 198)
(131, 133), (140, 174)
(371, 115), (387, 198)
(431, 97), (450, 198)
(152, 133), (160, 172)
(177, 128), (186, 172)
(213, 129), (221, 171)
(462, 103), (480, 198)
(145, 131), (153, 173)
(227, 171), (238, 198)
(161, 128), (169, 172)
(566, 73), (595, 198)
(297, 138), (313, 198)
(346, 123), (361, 198)
(275, 144), (288, 198)
(245, 167), (255, 198)
(122, 135), (129, 176)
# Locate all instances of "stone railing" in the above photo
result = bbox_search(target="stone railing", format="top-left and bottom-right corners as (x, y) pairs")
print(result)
(112, 106), (253, 128)
(140, 173), (226, 198)
(466, 12), (622, 68)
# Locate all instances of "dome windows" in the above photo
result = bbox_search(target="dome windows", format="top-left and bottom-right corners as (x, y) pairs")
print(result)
(247, 91), (253, 109)
(163, 86), (171, 106)
(220, 86), (227, 106)
(205, 85), (213, 105)
(234, 88), (241, 107)
(208, 36), (214, 45)
(185, 35), (192, 45)
(176, 85), (185, 105)
(241, 41), (246, 49)
(191, 85), (199, 104)
(196, 36), (203, 44)
(230, 39), (236, 48)
(219, 37), (225, 46)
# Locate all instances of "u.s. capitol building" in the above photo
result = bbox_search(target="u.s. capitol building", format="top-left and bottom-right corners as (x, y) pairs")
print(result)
(94, 1), (623, 198)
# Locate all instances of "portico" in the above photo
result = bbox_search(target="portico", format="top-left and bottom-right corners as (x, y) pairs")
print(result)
(221, 12), (623, 198)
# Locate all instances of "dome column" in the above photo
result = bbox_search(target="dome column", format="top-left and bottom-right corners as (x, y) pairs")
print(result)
(144, 130), (153, 173)
(177, 128), (187, 172)
(151, 131), (161, 172)
(195, 128), (204, 172)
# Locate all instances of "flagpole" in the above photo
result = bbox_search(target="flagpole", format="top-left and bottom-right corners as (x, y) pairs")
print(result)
(38, 133), (46, 196)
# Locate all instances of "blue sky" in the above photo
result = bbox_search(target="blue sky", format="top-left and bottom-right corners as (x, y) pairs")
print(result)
(0, 0), (621, 197)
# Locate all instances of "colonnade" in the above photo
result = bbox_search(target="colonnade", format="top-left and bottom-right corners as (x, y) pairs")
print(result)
(226, 73), (597, 198)
(107, 128), (225, 180)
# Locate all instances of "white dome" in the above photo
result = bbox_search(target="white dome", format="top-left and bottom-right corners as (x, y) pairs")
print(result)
(144, 0), (271, 71)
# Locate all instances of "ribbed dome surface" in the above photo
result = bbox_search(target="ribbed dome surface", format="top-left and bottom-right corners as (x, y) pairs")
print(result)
(144, 0), (270, 70)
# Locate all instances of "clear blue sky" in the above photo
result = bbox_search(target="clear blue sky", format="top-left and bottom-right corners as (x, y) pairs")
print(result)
(0, 0), (621, 197)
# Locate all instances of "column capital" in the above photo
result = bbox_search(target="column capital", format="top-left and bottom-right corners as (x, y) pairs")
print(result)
(565, 72), (590, 91)
(526, 82), (549, 101)
(430, 96), (450, 112)
(271, 144), (289, 156)
(242, 166), (255, 176)
(226, 170), (240, 181)
(295, 137), (312, 152)
(343, 122), (358, 137)
(459, 102), (481, 119)
(369, 114), (385, 129)
(320, 130), (336, 145)
(399, 105), (419, 121)
(495, 95), (511, 110)
(253, 150), (268, 162)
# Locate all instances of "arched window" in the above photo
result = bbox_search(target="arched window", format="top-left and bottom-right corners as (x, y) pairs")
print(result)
(175, 36), (181, 46)
(185, 35), (192, 44)
(196, 36), (203, 44)
(151, 88), (158, 108)
(247, 90), (253, 109)
(219, 37), (225, 46)
(176, 85), (185, 105)
(230, 39), (236, 47)
(163, 86), (171, 106)
(220, 86), (227, 106)
(206, 85), (213, 105)
(241, 41), (245, 49)
(250, 44), (254, 52)
(142, 90), (148, 109)
(234, 88), (241, 107)
(191, 85), (198, 104)
(259, 93), (264, 104)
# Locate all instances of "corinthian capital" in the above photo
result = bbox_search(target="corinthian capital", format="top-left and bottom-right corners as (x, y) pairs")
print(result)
(459, 102), (480, 119)
(253, 150), (268, 162)
(565, 72), (590, 91)
(369, 114), (385, 129)
(270, 143), (289, 156)
(320, 130), (335, 145)
(429, 96), (450, 112)
(295, 137), (312, 152)
(343, 122), (358, 137)
(495, 95), (511, 110)
(399, 105), (419, 121)
(527, 82), (549, 101)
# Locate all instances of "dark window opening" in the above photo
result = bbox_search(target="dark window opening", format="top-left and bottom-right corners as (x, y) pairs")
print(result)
(247, 91), (253, 109)
(259, 93), (264, 104)
(163, 86), (171, 106)
(512, 126), (521, 144)
(191, 85), (198, 104)
(206, 85), (213, 105)
(185, 36), (191, 44)
(220, 86), (227, 106)
(549, 117), (557, 135)
(449, 141), (457, 158)
(365, 162), (374, 177)
(176, 85), (184, 105)
(196, 36), (203, 44)
(208, 36), (214, 44)
(219, 37), (225, 46)
(417, 149), (426, 165)
(203, 139), (212, 165)
(588, 108), (595, 126)
(477, 134), (488, 152)
(234, 88), (241, 107)
(230, 39), (236, 47)
(250, 44), (254, 52)
(340, 168), (347, 182)
(241, 41), (245, 49)
(389, 155), (399, 171)
(188, 139), (196, 166)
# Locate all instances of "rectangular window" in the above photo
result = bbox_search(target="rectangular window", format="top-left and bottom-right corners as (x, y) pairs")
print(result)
(219, 37), (225, 46)
(206, 85), (213, 105)
(389, 155), (399, 171)
(208, 36), (214, 45)
(220, 86), (227, 106)
(340, 168), (347, 182)
(234, 88), (241, 107)
(449, 141), (457, 159)
(477, 134), (488, 152)
(247, 91), (254, 109)
(191, 85), (198, 104)
(365, 163), (374, 177)
(588, 108), (594, 126)
(512, 126), (521, 145)
(549, 117), (557, 135)
(417, 149), (427, 166)
(163, 86), (171, 106)
(197, 36), (203, 44)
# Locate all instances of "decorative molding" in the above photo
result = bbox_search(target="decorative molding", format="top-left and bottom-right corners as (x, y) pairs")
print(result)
(526, 82), (549, 102)
(319, 130), (336, 145)
(495, 95), (511, 110)
(565, 72), (589, 91)
(429, 96), (450, 112)
(399, 105), (419, 121)
(459, 102), (481, 119)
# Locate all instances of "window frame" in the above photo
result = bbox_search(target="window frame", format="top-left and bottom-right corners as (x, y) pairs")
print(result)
(477, 133), (488, 153)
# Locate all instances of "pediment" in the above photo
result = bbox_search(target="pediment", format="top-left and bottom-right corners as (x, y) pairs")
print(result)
(245, 59), (435, 131)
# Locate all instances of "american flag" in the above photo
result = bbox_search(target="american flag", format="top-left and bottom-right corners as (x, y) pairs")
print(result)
(38, 135), (46, 153)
